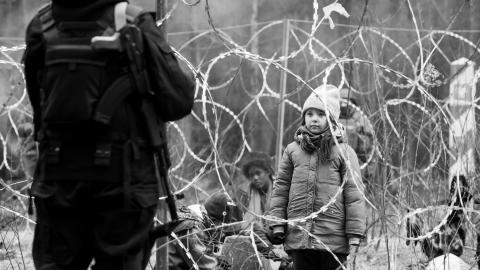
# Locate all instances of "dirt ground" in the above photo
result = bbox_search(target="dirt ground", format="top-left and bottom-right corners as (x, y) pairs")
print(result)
(352, 237), (477, 270)
(0, 229), (34, 270)
(1, 229), (478, 270)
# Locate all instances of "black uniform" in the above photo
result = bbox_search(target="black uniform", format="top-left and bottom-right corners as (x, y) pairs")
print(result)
(23, 0), (194, 269)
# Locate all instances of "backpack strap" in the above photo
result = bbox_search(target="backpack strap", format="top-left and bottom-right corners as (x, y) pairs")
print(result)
(92, 2), (145, 165)
(37, 3), (54, 32)
(94, 75), (133, 124)
(93, 2), (149, 125)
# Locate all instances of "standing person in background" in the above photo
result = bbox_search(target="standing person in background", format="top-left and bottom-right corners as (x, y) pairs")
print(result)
(223, 153), (279, 270)
(237, 152), (275, 222)
(23, 0), (195, 269)
(338, 87), (375, 243)
(268, 84), (366, 270)
(338, 87), (373, 166)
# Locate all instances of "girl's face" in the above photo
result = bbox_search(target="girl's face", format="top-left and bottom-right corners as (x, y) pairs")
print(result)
(304, 108), (327, 134)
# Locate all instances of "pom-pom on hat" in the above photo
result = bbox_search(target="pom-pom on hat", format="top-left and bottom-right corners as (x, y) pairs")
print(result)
(302, 84), (341, 122)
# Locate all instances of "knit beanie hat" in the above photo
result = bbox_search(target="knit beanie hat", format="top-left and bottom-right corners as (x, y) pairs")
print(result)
(302, 84), (341, 122)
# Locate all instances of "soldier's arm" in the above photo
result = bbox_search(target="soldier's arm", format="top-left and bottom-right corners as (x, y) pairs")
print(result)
(23, 16), (44, 140)
(135, 12), (195, 121)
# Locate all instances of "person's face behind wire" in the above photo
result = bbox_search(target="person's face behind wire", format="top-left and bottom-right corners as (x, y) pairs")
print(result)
(247, 165), (271, 193)
(304, 108), (327, 134)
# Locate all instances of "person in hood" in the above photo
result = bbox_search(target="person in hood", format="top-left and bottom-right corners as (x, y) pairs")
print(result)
(23, 0), (194, 269)
(268, 84), (366, 270)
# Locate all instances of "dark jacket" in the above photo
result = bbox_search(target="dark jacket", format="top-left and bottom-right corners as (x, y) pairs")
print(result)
(269, 142), (366, 253)
(23, 0), (194, 178)
(23, 2), (194, 202)
(24, 2), (194, 269)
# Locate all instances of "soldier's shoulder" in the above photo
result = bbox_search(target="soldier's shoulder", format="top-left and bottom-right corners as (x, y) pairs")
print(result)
(36, 2), (51, 16)
(27, 2), (59, 37)
(25, 5), (51, 42)
(27, 3), (52, 31)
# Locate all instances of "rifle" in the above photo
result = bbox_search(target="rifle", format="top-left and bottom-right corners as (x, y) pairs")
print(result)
(91, 12), (180, 223)
(120, 24), (179, 221)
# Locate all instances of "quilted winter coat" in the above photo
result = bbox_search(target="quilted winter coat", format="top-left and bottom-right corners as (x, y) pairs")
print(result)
(269, 141), (366, 254)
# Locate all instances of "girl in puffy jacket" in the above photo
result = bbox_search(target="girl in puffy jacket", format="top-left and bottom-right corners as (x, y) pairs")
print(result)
(268, 84), (366, 270)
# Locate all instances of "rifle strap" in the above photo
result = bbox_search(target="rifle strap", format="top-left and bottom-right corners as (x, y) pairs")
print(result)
(93, 2), (147, 125)
(93, 75), (133, 125)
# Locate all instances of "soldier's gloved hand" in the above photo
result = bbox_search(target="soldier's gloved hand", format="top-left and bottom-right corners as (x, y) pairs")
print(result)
(271, 226), (286, 245)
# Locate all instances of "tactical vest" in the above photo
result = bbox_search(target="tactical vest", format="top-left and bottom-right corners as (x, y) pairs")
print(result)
(36, 3), (148, 177)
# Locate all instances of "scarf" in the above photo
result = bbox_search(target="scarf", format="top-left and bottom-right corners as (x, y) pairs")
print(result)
(295, 124), (344, 163)
(243, 183), (272, 223)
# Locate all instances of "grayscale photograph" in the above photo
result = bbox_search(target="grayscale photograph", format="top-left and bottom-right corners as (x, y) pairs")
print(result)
(1, 0), (480, 269)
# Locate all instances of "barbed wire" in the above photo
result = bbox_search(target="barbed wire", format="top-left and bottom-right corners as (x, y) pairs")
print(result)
(1, 0), (480, 268)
